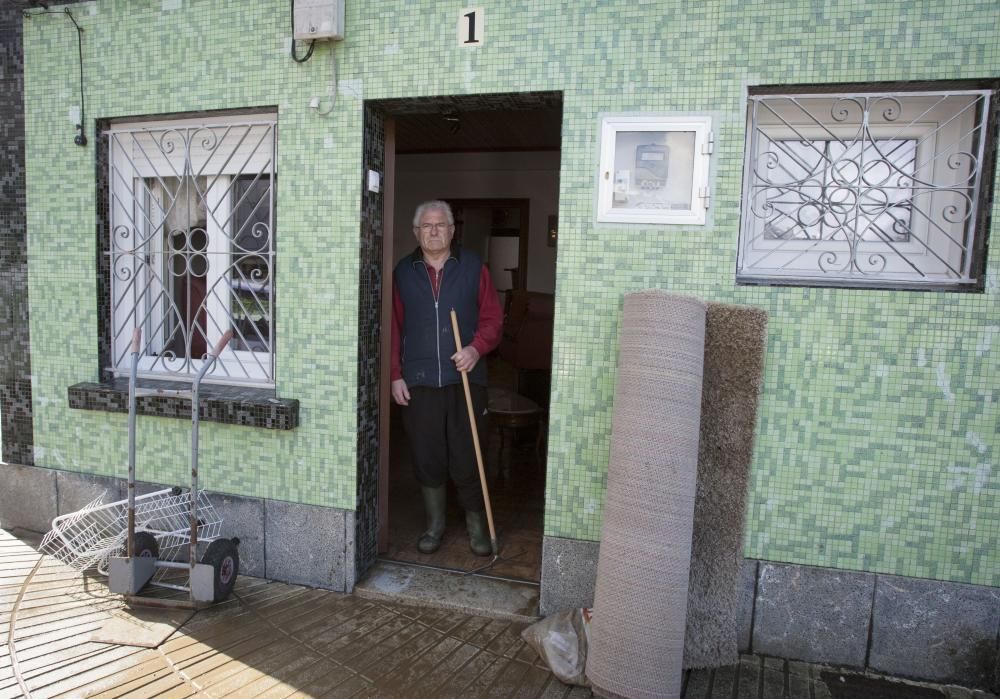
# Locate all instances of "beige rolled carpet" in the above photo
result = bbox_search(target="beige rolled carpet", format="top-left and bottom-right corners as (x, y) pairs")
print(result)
(683, 303), (769, 668)
(586, 290), (706, 699)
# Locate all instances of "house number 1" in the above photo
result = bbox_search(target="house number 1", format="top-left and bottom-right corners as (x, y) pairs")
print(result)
(459, 7), (484, 47)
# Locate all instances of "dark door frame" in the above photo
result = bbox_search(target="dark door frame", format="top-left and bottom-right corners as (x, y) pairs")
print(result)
(359, 92), (563, 575)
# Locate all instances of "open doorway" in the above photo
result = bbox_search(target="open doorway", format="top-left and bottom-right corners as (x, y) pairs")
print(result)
(373, 93), (562, 583)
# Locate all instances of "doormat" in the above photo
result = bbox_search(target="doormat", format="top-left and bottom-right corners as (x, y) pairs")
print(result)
(91, 607), (194, 647)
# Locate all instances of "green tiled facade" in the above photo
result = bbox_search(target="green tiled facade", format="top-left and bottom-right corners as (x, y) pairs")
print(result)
(21, 1), (1000, 585)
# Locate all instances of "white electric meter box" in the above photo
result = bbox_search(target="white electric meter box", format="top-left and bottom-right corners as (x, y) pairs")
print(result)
(293, 0), (345, 41)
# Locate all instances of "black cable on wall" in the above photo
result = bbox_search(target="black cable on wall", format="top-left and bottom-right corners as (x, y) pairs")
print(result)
(290, 0), (315, 63)
(23, 7), (87, 146)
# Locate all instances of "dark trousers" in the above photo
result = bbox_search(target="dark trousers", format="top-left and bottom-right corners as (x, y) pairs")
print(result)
(401, 383), (488, 513)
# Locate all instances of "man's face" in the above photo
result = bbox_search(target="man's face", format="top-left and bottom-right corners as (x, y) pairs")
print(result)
(414, 208), (454, 255)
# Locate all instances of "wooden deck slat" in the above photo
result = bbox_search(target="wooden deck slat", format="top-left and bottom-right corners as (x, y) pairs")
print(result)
(277, 596), (377, 641)
(110, 674), (194, 699)
(243, 585), (318, 613)
(444, 613), (493, 642)
(460, 616), (508, 646)
(282, 660), (368, 698)
(15, 639), (131, 677)
(309, 607), (402, 657)
(537, 675), (573, 698)
(8, 617), (110, 657)
(367, 629), (462, 686)
(435, 647), (507, 699)
(684, 668), (712, 699)
(22, 646), (150, 698)
(10, 623), (114, 662)
(737, 654), (762, 699)
(201, 643), (315, 697)
(334, 611), (417, 665)
(762, 656), (787, 699)
(215, 647), (324, 698)
(317, 671), (372, 698)
(19, 643), (135, 680)
(524, 666), (559, 698)
(465, 653), (529, 697)
(0, 576), (100, 605)
(485, 623), (528, 657)
(0, 685), (30, 699)
(0, 593), (121, 624)
(490, 658), (537, 697)
(10, 607), (114, 640)
(252, 657), (354, 699)
(169, 630), (281, 677)
(354, 624), (443, 681)
(187, 635), (305, 689)
(407, 639), (482, 695)
(513, 639), (541, 664)
(74, 655), (179, 698)
(133, 683), (199, 699)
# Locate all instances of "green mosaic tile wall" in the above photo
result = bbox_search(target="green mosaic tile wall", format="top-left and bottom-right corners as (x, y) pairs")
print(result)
(22, 0), (1000, 585)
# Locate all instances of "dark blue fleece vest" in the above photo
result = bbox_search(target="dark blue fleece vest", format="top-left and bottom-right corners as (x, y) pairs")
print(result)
(394, 246), (487, 388)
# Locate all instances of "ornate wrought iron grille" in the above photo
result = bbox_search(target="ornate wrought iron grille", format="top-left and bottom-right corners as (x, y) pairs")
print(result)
(108, 117), (276, 385)
(738, 90), (993, 288)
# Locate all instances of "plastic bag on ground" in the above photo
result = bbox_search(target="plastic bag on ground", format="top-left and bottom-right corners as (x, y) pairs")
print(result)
(521, 607), (593, 686)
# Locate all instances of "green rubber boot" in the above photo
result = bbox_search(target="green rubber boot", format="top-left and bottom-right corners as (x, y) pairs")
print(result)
(417, 486), (447, 554)
(465, 510), (492, 557)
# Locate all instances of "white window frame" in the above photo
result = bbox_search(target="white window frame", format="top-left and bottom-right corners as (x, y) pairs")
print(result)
(737, 89), (993, 288)
(597, 114), (713, 226)
(107, 113), (277, 386)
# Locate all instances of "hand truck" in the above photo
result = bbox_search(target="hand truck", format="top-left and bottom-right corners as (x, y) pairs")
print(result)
(107, 328), (240, 608)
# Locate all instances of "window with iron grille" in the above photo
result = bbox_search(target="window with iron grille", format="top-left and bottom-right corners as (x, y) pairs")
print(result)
(737, 87), (996, 289)
(107, 114), (276, 385)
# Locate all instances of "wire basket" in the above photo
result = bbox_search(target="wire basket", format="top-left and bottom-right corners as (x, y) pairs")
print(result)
(40, 487), (223, 575)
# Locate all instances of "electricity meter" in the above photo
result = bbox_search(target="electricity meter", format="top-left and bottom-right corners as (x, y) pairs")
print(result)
(293, 0), (345, 41)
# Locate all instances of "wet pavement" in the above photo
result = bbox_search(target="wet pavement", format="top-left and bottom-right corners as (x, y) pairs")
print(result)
(1, 528), (995, 698)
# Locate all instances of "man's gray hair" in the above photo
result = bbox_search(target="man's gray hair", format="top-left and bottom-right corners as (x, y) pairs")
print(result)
(412, 200), (454, 227)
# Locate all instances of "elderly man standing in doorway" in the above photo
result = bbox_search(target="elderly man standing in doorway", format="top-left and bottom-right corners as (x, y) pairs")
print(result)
(391, 200), (504, 556)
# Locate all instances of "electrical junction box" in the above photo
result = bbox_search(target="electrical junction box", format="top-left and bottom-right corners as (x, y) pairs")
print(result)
(293, 0), (345, 41)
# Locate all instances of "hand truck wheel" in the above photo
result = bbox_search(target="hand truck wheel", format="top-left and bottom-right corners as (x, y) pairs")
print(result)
(202, 538), (239, 601)
(132, 531), (159, 559)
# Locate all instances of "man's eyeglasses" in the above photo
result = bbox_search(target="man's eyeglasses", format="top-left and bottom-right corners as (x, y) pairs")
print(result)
(418, 222), (452, 233)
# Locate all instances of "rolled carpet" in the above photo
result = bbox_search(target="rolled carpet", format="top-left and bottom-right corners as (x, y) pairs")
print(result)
(586, 290), (706, 699)
(683, 303), (769, 668)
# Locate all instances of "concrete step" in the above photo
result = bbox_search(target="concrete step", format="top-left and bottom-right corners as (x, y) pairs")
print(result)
(353, 560), (540, 623)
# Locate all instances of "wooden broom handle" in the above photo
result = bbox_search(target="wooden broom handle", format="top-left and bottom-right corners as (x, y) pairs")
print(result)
(449, 309), (497, 545)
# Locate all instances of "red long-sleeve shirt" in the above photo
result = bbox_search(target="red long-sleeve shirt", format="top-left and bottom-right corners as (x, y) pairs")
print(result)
(391, 262), (503, 382)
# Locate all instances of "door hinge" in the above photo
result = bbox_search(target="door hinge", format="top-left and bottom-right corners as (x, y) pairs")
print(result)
(699, 186), (711, 209)
(701, 130), (714, 155)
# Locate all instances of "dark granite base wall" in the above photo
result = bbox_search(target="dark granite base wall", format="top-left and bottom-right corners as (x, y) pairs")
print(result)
(0, 463), (355, 592)
(0, 4), (34, 465)
(541, 535), (1000, 691)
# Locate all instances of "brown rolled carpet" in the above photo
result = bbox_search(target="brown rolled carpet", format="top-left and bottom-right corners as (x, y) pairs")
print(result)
(683, 303), (768, 669)
(586, 290), (706, 699)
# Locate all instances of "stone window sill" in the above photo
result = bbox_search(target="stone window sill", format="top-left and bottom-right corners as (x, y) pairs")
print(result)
(68, 379), (299, 430)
